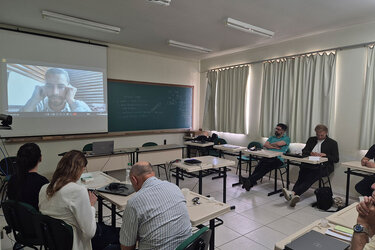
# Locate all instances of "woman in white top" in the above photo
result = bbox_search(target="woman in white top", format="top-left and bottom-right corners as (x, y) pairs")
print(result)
(39, 150), (97, 250)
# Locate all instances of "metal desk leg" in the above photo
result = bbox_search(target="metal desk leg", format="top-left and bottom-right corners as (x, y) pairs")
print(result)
(223, 167), (227, 203)
(111, 203), (116, 227)
(209, 219), (215, 250)
(346, 168), (351, 206)
(98, 196), (103, 223)
(199, 170), (203, 194)
(287, 160), (290, 190)
(232, 151), (242, 187)
(176, 167), (180, 187)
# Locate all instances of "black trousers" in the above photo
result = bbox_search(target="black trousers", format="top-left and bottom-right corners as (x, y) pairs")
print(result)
(355, 174), (375, 197)
(92, 222), (121, 250)
(292, 164), (329, 196)
(248, 157), (283, 184)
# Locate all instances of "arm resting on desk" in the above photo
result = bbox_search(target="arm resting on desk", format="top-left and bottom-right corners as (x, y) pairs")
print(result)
(351, 200), (375, 250)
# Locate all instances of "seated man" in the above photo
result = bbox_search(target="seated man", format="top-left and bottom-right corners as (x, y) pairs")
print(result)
(21, 68), (91, 112)
(120, 162), (191, 250)
(282, 124), (339, 207)
(355, 144), (375, 197)
(242, 123), (290, 191)
(351, 191), (375, 249)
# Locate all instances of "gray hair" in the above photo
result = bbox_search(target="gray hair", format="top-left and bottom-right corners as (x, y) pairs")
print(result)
(130, 161), (154, 177)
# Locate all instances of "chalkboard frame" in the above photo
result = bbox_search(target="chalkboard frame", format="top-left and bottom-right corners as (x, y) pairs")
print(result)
(108, 79), (194, 132)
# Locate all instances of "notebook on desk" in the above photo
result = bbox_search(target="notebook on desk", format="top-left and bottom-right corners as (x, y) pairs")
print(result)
(92, 141), (114, 155)
(285, 230), (350, 250)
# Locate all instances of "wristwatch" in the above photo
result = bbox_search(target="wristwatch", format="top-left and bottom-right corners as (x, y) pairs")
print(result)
(353, 224), (369, 235)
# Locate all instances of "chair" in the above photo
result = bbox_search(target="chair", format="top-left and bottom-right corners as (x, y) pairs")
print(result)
(38, 214), (73, 250)
(0, 156), (17, 206)
(142, 142), (168, 179)
(176, 226), (212, 250)
(82, 143), (93, 152)
(236, 142), (262, 175)
(2, 200), (44, 250)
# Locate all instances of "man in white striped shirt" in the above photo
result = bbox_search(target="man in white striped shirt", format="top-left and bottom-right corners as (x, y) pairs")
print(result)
(120, 161), (192, 250)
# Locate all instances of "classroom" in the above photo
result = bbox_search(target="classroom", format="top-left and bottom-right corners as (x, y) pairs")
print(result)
(1, 1), (375, 249)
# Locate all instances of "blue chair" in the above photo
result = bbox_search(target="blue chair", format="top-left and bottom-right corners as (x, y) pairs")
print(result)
(208, 138), (227, 157)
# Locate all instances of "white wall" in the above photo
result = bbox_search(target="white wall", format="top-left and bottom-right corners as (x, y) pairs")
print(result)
(199, 21), (375, 199)
(2, 44), (200, 178)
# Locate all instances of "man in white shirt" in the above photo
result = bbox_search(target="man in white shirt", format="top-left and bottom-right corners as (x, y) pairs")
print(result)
(282, 124), (339, 207)
(120, 162), (191, 250)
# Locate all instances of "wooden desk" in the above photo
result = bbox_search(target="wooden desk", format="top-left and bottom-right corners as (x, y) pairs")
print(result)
(341, 161), (375, 206)
(135, 144), (185, 165)
(184, 141), (215, 157)
(282, 155), (329, 196)
(86, 144), (184, 172)
(275, 202), (357, 250)
(243, 149), (284, 196)
(173, 156), (235, 203)
(80, 172), (230, 250)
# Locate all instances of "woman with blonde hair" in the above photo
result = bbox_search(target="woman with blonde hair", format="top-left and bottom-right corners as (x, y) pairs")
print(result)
(39, 150), (119, 250)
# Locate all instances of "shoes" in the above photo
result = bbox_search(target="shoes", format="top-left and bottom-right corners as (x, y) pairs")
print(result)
(289, 195), (300, 207)
(282, 188), (293, 201)
(242, 179), (253, 191)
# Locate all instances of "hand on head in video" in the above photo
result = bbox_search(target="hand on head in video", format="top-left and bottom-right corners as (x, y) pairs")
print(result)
(31, 85), (47, 102)
(65, 85), (77, 104)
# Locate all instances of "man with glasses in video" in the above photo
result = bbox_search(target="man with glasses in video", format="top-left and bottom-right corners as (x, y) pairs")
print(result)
(241, 123), (290, 192)
(21, 68), (91, 112)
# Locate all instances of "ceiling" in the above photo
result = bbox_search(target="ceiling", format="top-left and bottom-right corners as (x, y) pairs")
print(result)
(2, 0), (375, 60)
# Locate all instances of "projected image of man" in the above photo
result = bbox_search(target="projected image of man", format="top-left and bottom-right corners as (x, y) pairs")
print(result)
(21, 68), (91, 112)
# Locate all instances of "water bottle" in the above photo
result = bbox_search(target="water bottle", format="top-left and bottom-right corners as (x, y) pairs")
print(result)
(125, 168), (131, 184)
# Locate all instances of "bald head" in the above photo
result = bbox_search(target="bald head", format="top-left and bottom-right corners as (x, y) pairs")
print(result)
(130, 161), (155, 191)
(130, 161), (154, 177)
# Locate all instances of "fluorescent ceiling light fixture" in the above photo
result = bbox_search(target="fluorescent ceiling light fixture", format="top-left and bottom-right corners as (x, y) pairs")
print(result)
(168, 40), (212, 53)
(147, 0), (171, 6)
(226, 17), (274, 38)
(42, 10), (121, 34)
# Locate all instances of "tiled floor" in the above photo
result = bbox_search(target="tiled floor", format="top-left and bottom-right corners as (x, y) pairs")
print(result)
(0, 166), (355, 250)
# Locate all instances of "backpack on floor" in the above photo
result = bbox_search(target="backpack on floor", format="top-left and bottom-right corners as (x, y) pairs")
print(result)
(314, 187), (333, 211)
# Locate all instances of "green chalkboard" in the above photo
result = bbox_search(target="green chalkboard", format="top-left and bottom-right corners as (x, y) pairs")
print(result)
(108, 79), (193, 132)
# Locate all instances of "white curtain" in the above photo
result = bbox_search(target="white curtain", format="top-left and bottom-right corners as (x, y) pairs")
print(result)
(202, 71), (217, 130)
(216, 66), (249, 134)
(359, 47), (375, 149)
(260, 52), (336, 142)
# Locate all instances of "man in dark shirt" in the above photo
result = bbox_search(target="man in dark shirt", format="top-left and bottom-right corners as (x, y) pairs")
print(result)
(7, 143), (48, 210)
(355, 144), (375, 197)
(282, 124), (339, 207)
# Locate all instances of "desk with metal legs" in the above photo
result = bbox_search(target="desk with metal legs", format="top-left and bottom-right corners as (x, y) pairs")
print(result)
(173, 156), (235, 203)
(341, 161), (375, 206)
(79, 171), (230, 250)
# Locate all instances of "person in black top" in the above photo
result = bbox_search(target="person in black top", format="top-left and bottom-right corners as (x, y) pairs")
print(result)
(355, 144), (375, 197)
(282, 124), (339, 207)
(7, 143), (49, 210)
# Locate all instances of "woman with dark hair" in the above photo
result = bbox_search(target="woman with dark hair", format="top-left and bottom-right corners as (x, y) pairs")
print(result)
(39, 150), (119, 250)
(7, 142), (49, 210)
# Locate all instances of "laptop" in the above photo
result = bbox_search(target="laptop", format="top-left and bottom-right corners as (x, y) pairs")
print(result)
(92, 141), (114, 156)
(285, 230), (350, 250)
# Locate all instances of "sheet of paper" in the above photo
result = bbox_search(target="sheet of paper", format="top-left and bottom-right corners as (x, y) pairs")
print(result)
(325, 229), (352, 242)
(309, 156), (321, 161)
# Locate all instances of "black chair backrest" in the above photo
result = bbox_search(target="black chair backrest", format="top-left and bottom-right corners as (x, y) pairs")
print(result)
(2, 200), (43, 247)
(38, 214), (73, 250)
(142, 142), (157, 147)
(247, 141), (262, 150)
(82, 143), (93, 152)
(0, 156), (17, 176)
(184, 229), (212, 250)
